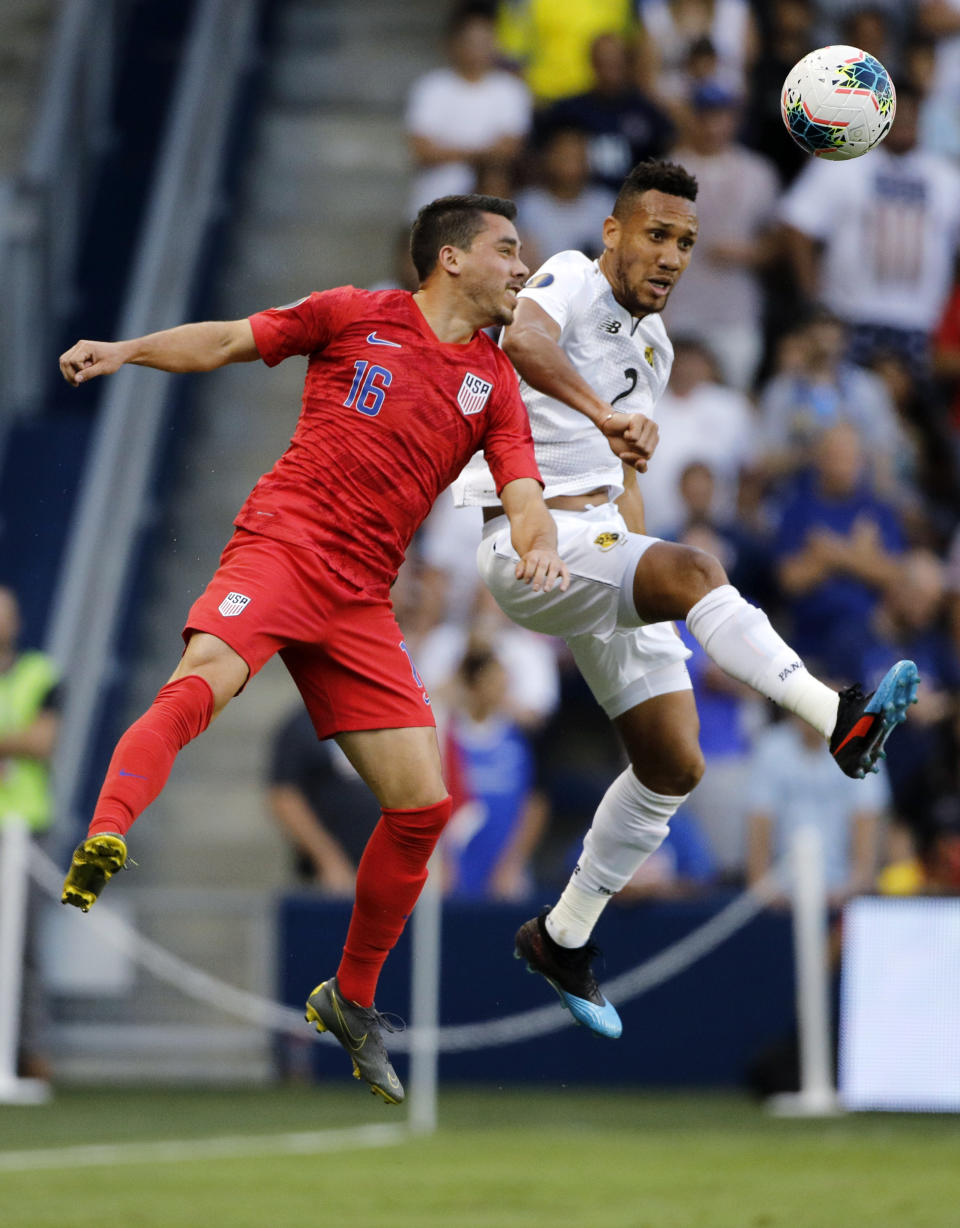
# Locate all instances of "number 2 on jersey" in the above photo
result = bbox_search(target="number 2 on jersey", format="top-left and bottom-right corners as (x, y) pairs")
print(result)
(344, 360), (393, 416)
(610, 367), (638, 408)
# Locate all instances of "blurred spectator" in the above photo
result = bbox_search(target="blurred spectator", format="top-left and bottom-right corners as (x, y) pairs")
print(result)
(917, 0), (960, 157)
(638, 336), (757, 538)
(756, 306), (908, 499)
(850, 548), (960, 832)
(266, 707), (381, 894)
(413, 487), (486, 634)
(901, 34), (960, 160)
(441, 639), (547, 899)
(773, 421), (905, 677)
(0, 586), (60, 1079)
(932, 270), (960, 461)
(539, 32), (674, 192)
(514, 126), (616, 269)
(780, 85), (960, 382)
(635, 0), (759, 111)
(746, 713), (889, 909)
(878, 797), (960, 896)
(405, 2), (531, 215)
(672, 461), (775, 607)
(665, 82), (780, 390)
(416, 586), (561, 732)
(496, 0), (638, 104)
(615, 806), (718, 899)
(742, 0), (820, 186)
(841, 5), (901, 75)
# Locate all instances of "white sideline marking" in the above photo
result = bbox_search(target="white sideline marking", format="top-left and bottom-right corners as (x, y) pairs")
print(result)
(0, 1122), (407, 1172)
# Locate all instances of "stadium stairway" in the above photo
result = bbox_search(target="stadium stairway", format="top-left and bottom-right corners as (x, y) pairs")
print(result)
(57, 0), (440, 1080)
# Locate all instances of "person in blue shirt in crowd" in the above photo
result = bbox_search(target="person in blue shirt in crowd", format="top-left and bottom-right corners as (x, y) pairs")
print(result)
(441, 639), (548, 900)
(773, 420), (905, 678)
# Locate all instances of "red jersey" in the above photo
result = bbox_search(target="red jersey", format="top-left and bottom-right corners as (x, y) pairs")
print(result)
(239, 286), (541, 593)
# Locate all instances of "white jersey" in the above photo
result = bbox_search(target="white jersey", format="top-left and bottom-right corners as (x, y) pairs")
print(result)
(453, 249), (673, 506)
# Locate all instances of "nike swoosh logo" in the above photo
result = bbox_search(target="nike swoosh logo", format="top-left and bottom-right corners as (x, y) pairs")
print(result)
(118, 770), (149, 779)
(332, 990), (368, 1051)
(833, 714), (875, 755)
(367, 332), (401, 348)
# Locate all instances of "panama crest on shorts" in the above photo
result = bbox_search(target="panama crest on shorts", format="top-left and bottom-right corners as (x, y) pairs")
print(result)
(593, 532), (623, 552)
(218, 592), (251, 617)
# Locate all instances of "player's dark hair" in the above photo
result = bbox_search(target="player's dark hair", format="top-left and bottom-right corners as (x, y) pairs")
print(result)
(612, 160), (698, 220)
(446, 1), (497, 39)
(410, 194), (518, 282)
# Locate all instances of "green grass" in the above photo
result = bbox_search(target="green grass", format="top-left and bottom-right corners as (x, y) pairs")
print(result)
(1, 1086), (959, 1228)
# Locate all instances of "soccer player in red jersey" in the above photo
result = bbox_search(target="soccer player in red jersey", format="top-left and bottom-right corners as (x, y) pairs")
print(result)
(57, 194), (570, 1103)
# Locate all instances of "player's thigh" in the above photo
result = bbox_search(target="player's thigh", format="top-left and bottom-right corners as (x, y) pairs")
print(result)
(335, 725), (446, 810)
(566, 621), (692, 720)
(168, 632), (249, 715)
(615, 687), (704, 795)
(478, 509), (657, 639)
(629, 540), (728, 623)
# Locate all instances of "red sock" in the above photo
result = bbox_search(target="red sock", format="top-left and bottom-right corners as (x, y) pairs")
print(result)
(336, 796), (452, 1007)
(87, 675), (215, 839)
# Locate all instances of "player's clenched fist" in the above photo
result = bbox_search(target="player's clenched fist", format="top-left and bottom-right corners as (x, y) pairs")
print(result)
(59, 339), (129, 386)
(600, 409), (659, 472)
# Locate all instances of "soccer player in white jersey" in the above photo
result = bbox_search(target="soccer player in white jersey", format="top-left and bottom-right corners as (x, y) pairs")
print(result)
(453, 160), (920, 1039)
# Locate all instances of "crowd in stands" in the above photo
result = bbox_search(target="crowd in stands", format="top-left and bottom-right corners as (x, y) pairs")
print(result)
(267, 0), (960, 908)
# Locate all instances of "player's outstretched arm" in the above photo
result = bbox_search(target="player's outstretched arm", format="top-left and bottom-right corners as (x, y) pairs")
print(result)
(499, 477), (570, 594)
(59, 319), (259, 386)
(502, 298), (654, 470)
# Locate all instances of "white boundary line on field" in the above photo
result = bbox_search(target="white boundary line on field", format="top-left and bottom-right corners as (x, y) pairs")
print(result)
(0, 1122), (407, 1172)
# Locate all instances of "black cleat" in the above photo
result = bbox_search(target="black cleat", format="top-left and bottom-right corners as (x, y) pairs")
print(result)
(61, 834), (128, 912)
(830, 660), (920, 779)
(514, 908), (622, 1038)
(305, 977), (405, 1104)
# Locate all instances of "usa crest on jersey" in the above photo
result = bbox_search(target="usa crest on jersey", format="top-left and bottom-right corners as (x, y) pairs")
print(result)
(218, 592), (251, 617)
(457, 372), (493, 415)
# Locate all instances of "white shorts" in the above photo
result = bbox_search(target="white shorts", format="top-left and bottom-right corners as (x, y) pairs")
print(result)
(478, 504), (691, 718)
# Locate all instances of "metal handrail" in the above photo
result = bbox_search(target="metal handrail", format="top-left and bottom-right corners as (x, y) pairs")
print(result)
(46, 0), (258, 839)
(0, 0), (120, 420)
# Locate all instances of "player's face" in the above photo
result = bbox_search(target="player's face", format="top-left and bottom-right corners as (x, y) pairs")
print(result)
(600, 190), (698, 317)
(460, 214), (529, 328)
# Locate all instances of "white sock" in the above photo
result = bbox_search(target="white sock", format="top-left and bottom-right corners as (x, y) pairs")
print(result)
(685, 584), (840, 739)
(546, 770), (686, 948)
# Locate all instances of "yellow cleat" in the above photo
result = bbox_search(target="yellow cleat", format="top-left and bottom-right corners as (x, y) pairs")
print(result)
(61, 834), (128, 912)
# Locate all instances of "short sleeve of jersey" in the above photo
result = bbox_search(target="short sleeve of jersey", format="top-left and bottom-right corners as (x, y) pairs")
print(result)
(249, 286), (362, 367)
(482, 349), (543, 493)
(516, 249), (595, 331)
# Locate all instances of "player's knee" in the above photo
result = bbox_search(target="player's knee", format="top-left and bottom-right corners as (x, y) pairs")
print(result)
(636, 744), (705, 797)
(680, 546), (728, 605)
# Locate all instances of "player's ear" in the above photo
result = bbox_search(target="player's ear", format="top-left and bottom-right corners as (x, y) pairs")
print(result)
(602, 214), (620, 252)
(437, 244), (463, 276)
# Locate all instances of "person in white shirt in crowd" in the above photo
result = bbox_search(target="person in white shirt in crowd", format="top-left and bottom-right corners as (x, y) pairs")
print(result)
(405, 2), (532, 216)
(634, 335), (756, 540)
(664, 81), (780, 392)
(746, 713), (890, 909)
(916, 1), (960, 158)
(514, 125), (616, 274)
(635, 0), (758, 111)
(780, 84), (960, 381)
(454, 160), (918, 1041)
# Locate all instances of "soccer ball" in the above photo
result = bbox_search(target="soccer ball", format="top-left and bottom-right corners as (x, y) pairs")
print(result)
(781, 45), (896, 160)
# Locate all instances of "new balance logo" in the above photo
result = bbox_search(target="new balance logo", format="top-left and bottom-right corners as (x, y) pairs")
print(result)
(600, 318), (621, 334)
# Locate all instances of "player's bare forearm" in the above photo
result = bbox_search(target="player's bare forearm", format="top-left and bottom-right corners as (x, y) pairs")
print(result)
(503, 299), (658, 469)
(59, 319), (258, 386)
(503, 303), (609, 426)
(499, 477), (570, 593)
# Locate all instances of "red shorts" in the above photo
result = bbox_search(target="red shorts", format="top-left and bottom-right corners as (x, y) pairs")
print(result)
(183, 528), (434, 739)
